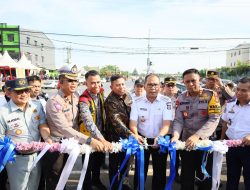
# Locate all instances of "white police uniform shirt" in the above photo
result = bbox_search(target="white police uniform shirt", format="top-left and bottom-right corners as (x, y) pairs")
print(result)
(130, 92), (145, 102)
(130, 94), (173, 138)
(0, 99), (46, 143)
(222, 99), (250, 140)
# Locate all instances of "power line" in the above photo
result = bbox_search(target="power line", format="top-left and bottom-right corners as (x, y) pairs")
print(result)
(20, 30), (250, 41)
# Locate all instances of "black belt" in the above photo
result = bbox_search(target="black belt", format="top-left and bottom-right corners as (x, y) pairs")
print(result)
(16, 152), (36, 156)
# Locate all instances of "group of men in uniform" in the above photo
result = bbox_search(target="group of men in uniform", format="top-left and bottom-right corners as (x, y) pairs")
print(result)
(0, 64), (249, 190)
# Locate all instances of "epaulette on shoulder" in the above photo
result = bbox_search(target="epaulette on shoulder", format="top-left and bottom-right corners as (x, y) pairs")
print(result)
(135, 96), (144, 102)
(160, 95), (171, 102)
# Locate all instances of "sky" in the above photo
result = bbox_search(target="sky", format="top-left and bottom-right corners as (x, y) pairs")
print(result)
(1, 0), (250, 74)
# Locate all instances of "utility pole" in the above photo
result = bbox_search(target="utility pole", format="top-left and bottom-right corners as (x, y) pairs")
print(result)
(65, 47), (72, 64)
(146, 29), (152, 74)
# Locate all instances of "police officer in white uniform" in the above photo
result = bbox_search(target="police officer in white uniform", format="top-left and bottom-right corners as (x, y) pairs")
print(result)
(130, 73), (173, 190)
(221, 77), (250, 190)
(0, 78), (51, 190)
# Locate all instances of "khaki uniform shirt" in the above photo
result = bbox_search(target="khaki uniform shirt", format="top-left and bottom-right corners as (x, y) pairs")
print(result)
(46, 90), (88, 144)
(173, 89), (221, 141)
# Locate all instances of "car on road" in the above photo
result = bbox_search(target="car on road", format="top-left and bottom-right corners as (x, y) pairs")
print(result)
(42, 80), (58, 89)
(176, 82), (186, 92)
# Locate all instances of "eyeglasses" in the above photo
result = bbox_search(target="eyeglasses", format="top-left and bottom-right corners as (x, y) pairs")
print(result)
(147, 83), (160, 88)
(207, 78), (216, 81)
(13, 89), (31, 95)
(184, 79), (197, 84)
(165, 84), (176, 88)
(64, 79), (79, 83)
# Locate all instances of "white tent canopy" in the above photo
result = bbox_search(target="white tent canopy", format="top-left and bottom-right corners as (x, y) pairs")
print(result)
(17, 52), (41, 70)
(0, 50), (18, 68)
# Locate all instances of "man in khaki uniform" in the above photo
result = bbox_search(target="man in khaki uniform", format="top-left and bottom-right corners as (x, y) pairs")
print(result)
(171, 68), (221, 190)
(204, 70), (235, 140)
(43, 64), (103, 190)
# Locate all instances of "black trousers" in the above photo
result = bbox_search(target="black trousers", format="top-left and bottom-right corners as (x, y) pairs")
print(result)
(226, 147), (250, 190)
(0, 168), (8, 190)
(109, 152), (127, 190)
(82, 152), (105, 189)
(180, 150), (213, 190)
(134, 139), (167, 190)
(42, 152), (69, 190)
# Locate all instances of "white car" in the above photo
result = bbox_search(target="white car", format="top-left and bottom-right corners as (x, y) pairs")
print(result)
(42, 80), (58, 89)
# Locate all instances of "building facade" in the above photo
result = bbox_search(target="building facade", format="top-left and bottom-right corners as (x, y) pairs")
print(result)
(226, 43), (250, 67)
(0, 23), (55, 70)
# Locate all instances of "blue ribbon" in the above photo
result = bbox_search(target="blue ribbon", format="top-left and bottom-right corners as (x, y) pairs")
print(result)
(158, 136), (176, 190)
(196, 145), (212, 180)
(110, 136), (144, 190)
(0, 136), (16, 172)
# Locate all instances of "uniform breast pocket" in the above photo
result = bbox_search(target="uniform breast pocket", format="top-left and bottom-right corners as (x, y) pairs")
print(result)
(64, 111), (72, 122)
(138, 115), (148, 125)
(198, 104), (208, 118)
(179, 105), (191, 119)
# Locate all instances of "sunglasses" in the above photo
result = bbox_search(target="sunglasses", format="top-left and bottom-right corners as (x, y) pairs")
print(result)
(65, 79), (79, 83)
(165, 84), (176, 87)
(13, 89), (31, 95)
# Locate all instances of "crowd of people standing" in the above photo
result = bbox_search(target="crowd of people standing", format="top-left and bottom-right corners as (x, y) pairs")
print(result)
(0, 65), (249, 190)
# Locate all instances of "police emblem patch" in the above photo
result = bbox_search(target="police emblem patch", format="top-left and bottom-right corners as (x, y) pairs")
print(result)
(71, 65), (78, 73)
(19, 79), (26, 85)
(35, 115), (40, 120)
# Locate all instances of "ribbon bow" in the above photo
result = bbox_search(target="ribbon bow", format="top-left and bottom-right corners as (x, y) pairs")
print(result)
(110, 136), (144, 190)
(195, 140), (213, 180)
(0, 136), (16, 172)
(158, 136), (176, 190)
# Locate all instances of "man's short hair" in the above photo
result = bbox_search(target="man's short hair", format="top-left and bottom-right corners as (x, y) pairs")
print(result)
(238, 77), (250, 84)
(182, 68), (200, 78)
(85, 70), (100, 80)
(26, 75), (41, 83)
(110, 74), (124, 83)
(144, 73), (160, 83)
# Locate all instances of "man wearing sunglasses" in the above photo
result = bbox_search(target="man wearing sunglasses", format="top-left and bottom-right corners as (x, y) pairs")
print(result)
(163, 76), (182, 183)
(43, 64), (102, 190)
(204, 70), (235, 140)
(0, 78), (52, 190)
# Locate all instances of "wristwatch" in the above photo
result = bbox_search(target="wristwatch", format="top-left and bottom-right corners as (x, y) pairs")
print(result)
(86, 137), (92, 145)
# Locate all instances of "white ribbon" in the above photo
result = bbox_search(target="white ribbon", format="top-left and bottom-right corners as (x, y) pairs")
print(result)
(56, 138), (80, 190)
(211, 141), (229, 190)
(30, 144), (51, 170)
(77, 145), (92, 190)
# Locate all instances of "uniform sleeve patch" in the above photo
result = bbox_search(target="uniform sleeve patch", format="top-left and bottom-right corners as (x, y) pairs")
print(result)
(54, 103), (62, 112)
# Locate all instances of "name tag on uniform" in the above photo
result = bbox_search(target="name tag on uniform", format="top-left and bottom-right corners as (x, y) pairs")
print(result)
(140, 108), (147, 111)
(7, 118), (20, 123)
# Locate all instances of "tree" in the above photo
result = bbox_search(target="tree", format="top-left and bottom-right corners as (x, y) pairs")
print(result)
(100, 65), (120, 77)
(132, 68), (139, 76)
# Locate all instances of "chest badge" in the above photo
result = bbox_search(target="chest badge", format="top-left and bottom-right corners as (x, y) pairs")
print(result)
(15, 129), (22, 135)
(140, 116), (146, 123)
(183, 111), (189, 118)
(228, 107), (235, 113)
